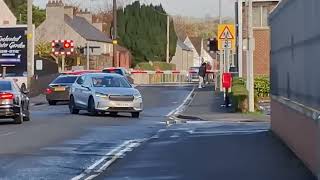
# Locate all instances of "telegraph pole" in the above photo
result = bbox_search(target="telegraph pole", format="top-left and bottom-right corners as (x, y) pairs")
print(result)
(27, 0), (34, 88)
(248, 0), (255, 112)
(166, 15), (170, 63)
(219, 0), (224, 91)
(112, 0), (117, 67)
(238, 0), (243, 77)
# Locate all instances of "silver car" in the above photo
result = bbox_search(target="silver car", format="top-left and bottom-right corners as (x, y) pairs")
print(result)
(69, 73), (143, 118)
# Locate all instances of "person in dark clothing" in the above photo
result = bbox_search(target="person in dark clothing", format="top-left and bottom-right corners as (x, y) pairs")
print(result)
(198, 62), (206, 88)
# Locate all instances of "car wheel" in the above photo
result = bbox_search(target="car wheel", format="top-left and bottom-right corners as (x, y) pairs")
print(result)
(69, 96), (80, 114)
(14, 107), (23, 124)
(110, 112), (118, 117)
(88, 97), (97, 116)
(131, 112), (140, 118)
(48, 100), (57, 105)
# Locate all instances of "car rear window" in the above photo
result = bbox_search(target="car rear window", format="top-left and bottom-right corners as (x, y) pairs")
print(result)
(102, 69), (124, 76)
(0, 81), (12, 91)
(52, 76), (78, 84)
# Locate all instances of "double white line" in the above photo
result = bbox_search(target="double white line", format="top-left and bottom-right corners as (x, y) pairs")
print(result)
(72, 139), (145, 180)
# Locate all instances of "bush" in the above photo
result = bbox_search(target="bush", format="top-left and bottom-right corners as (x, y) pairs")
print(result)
(254, 76), (270, 98)
(153, 61), (176, 70)
(232, 77), (246, 86)
(135, 62), (155, 70)
(231, 84), (248, 112)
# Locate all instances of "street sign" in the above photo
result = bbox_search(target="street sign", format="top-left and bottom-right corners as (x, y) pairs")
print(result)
(218, 24), (235, 50)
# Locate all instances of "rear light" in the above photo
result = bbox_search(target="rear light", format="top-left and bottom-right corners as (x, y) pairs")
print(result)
(0, 93), (14, 100)
(45, 88), (53, 94)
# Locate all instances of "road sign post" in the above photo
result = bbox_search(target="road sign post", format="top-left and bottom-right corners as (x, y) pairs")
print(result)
(218, 24), (235, 93)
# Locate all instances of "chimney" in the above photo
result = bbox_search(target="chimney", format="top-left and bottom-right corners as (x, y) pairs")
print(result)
(77, 9), (93, 24)
(64, 6), (74, 18)
(46, 0), (64, 20)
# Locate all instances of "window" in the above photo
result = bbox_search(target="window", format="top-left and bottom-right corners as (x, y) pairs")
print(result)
(0, 81), (12, 91)
(253, 7), (261, 27)
(53, 76), (78, 84)
(262, 6), (270, 27)
(76, 76), (85, 85)
(91, 76), (131, 88)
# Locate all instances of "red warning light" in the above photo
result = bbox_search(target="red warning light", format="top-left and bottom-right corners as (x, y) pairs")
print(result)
(64, 42), (71, 48)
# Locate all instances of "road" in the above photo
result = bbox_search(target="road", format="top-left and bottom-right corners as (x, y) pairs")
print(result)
(0, 85), (194, 179)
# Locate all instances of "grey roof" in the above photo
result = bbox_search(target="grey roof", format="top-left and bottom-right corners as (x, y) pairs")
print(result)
(177, 40), (192, 51)
(64, 15), (112, 43)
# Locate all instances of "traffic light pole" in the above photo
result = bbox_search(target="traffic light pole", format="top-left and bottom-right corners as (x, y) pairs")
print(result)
(219, 0), (224, 91)
(27, 0), (34, 88)
(86, 43), (90, 70)
(61, 55), (65, 72)
(113, 0), (117, 67)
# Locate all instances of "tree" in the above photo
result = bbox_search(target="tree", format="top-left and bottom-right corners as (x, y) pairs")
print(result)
(4, 0), (46, 27)
(117, 1), (178, 65)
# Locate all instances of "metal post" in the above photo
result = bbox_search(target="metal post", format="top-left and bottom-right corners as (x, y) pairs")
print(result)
(86, 43), (90, 70)
(113, 0), (117, 67)
(238, 0), (243, 77)
(219, 0), (224, 91)
(2, 67), (6, 79)
(166, 15), (170, 63)
(61, 55), (65, 72)
(27, 0), (34, 88)
(248, 0), (255, 112)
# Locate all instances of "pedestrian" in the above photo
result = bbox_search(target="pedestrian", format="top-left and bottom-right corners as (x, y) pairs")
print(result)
(198, 62), (206, 88)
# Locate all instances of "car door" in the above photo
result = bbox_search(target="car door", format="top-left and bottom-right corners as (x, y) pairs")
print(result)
(73, 75), (87, 107)
(81, 76), (92, 108)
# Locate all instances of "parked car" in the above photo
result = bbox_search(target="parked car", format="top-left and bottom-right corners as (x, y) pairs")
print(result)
(0, 80), (30, 124)
(102, 67), (134, 84)
(69, 73), (143, 118)
(45, 75), (79, 105)
(188, 67), (200, 82)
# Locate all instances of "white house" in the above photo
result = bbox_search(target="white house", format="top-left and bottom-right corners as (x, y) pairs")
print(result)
(184, 36), (215, 68)
(0, 0), (17, 25)
(171, 40), (193, 71)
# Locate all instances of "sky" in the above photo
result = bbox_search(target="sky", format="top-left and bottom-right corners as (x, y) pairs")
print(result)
(34, 0), (236, 18)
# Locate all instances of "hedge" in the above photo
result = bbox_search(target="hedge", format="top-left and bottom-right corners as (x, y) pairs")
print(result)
(231, 78), (248, 112)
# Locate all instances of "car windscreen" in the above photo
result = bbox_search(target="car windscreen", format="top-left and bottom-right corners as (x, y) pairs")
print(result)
(0, 81), (12, 91)
(102, 69), (124, 76)
(92, 76), (131, 88)
(52, 76), (78, 84)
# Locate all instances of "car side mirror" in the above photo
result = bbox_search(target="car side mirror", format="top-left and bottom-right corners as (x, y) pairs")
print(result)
(132, 84), (137, 88)
(81, 85), (91, 91)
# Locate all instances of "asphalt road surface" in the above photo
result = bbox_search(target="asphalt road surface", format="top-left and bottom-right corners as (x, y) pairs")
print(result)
(97, 121), (316, 180)
(0, 85), (194, 180)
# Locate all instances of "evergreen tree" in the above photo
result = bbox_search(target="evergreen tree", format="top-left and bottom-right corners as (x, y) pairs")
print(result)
(117, 1), (178, 65)
(4, 0), (46, 27)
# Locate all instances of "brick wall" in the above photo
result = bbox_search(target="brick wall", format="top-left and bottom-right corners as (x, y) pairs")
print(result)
(242, 28), (270, 77)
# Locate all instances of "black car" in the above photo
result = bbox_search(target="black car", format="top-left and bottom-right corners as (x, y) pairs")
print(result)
(0, 80), (30, 124)
(45, 75), (79, 105)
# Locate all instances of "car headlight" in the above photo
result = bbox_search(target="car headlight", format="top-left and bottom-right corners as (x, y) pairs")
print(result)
(95, 92), (108, 98)
(134, 93), (142, 99)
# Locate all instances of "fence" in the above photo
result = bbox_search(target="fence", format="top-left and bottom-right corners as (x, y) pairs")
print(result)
(131, 70), (215, 85)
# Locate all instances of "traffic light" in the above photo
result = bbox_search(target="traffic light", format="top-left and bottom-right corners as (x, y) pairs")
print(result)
(51, 40), (74, 55)
(207, 38), (218, 53)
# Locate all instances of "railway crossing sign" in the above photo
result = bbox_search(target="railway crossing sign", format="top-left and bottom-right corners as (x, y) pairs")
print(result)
(218, 24), (235, 50)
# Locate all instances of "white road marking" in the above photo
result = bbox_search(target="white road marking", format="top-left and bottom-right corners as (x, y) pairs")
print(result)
(71, 140), (132, 180)
(166, 87), (195, 117)
(0, 132), (15, 137)
(72, 139), (146, 180)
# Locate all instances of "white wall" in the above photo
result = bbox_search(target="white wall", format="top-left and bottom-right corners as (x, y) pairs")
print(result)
(0, 0), (16, 25)
(184, 37), (201, 67)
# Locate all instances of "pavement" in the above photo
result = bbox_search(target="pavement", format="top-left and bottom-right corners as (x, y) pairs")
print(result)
(96, 85), (316, 180)
(0, 85), (194, 179)
(178, 86), (270, 122)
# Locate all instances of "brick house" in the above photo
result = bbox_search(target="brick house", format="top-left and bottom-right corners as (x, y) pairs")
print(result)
(236, 0), (280, 76)
(0, 0), (16, 25)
